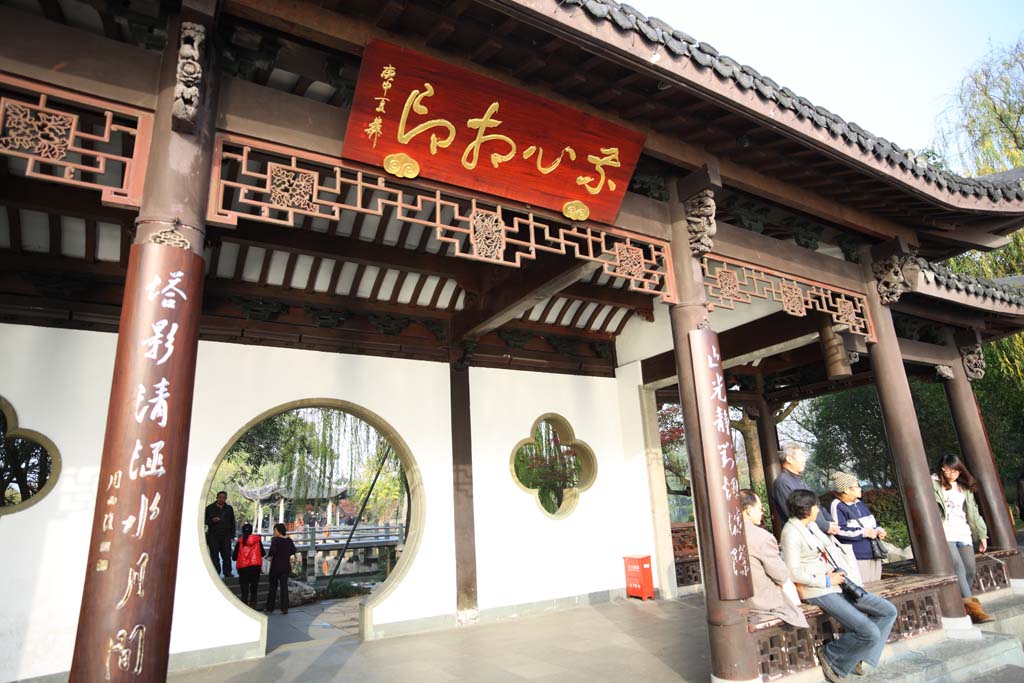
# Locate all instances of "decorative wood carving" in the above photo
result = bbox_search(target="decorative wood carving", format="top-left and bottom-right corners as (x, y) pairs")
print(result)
(172, 22), (205, 134)
(231, 297), (287, 322)
(960, 343), (986, 381)
(208, 133), (676, 302)
(703, 256), (875, 339)
(368, 314), (411, 335)
(871, 253), (919, 305)
(935, 364), (955, 380)
(684, 189), (716, 256)
(0, 74), (152, 207)
(304, 306), (350, 328)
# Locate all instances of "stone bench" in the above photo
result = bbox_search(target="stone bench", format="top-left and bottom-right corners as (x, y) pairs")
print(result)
(747, 573), (956, 680)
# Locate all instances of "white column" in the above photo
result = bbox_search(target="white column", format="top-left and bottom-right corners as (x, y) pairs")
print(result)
(279, 497), (285, 524)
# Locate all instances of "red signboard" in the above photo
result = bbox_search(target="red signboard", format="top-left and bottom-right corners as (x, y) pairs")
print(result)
(341, 40), (646, 225)
(688, 328), (753, 601)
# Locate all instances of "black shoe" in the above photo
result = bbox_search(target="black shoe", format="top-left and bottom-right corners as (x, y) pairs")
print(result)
(817, 644), (847, 682)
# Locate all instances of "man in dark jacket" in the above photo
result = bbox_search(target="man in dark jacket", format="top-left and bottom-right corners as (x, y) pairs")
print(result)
(205, 490), (236, 577)
(771, 444), (839, 535)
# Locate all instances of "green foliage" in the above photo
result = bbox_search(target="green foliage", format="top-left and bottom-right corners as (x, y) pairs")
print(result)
(800, 386), (894, 488)
(936, 38), (1024, 176)
(512, 420), (582, 514)
(212, 407), (406, 526)
(1, 411), (51, 507)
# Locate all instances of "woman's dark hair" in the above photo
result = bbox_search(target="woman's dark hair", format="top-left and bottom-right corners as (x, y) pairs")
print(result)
(738, 489), (759, 511)
(935, 454), (978, 492)
(241, 522), (253, 544)
(274, 522), (288, 536)
(787, 489), (819, 520)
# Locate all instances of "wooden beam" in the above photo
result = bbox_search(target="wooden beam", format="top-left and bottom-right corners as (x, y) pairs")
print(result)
(898, 337), (958, 366)
(642, 310), (824, 384)
(452, 255), (601, 340)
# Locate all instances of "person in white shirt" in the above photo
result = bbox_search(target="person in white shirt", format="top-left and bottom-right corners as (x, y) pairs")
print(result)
(932, 454), (993, 623)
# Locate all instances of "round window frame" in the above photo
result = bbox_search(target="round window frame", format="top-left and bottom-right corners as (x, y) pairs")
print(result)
(509, 413), (596, 519)
(0, 396), (62, 517)
(197, 398), (426, 638)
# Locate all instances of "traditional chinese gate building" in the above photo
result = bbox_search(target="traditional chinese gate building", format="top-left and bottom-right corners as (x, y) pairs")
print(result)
(2, 1), (1024, 682)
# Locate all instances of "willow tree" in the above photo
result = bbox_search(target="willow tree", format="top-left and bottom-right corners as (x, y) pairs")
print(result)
(935, 38), (1024, 381)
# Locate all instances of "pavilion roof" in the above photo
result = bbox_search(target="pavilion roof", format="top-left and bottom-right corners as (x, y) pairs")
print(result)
(564, 0), (1024, 205)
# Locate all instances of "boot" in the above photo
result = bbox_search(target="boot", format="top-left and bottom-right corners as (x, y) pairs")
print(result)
(964, 597), (995, 623)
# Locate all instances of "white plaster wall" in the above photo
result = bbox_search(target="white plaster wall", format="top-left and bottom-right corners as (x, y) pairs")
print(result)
(616, 300), (672, 366)
(470, 366), (658, 611)
(0, 323), (455, 681)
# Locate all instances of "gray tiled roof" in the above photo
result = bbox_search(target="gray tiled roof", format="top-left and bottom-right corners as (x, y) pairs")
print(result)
(910, 257), (1024, 306)
(568, 0), (1024, 203)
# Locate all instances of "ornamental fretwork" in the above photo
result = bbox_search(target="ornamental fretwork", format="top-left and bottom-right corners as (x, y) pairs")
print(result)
(0, 74), (152, 207)
(703, 256), (874, 339)
(208, 133), (677, 302)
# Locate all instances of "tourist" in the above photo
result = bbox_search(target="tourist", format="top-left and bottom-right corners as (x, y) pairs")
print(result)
(265, 523), (298, 615)
(739, 489), (808, 628)
(829, 471), (887, 583)
(232, 523), (265, 608)
(204, 490), (237, 578)
(781, 489), (897, 681)
(932, 454), (994, 623)
(771, 443), (839, 535)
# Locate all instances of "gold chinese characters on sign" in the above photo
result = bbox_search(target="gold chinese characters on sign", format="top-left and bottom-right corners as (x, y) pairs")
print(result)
(341, 41), (646, 225)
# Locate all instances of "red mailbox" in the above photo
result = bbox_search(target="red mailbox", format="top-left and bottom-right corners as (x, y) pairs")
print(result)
(623, 555), (654, 601)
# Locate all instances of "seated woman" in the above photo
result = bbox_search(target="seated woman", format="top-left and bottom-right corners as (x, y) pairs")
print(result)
(781, 489), (897, 682)
(739, 489), (808, 628)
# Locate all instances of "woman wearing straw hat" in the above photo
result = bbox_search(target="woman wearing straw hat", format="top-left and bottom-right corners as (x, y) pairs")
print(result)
(829, 471), (886, 584)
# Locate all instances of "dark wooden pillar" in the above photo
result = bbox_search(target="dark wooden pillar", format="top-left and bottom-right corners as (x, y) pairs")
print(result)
(450, 366), (479, 614)
(860, 248), (964, 620)
(753, 387), (784, 538)
(668, 177), (758, 683)
(942, 347), (1024, 578)
(71, 11), (219, 681)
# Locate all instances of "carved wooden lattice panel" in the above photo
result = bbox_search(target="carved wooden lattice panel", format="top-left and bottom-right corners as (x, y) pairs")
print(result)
(751, 580), (945, 680)
(0, 74), (152, 207)
(703, 256), (875, 340)
(207, 133), (676, 302)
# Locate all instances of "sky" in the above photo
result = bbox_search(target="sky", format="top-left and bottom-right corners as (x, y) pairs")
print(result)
(629, 0), (1024, 163)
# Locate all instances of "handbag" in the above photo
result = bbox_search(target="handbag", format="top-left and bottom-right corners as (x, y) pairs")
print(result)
(869, 537), (888, 560)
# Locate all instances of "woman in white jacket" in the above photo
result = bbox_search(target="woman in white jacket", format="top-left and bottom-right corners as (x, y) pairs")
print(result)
(781, 489), (897, 682)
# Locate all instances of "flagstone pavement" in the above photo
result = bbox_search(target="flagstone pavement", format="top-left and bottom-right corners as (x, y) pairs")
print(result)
(169, 593), (714, 683)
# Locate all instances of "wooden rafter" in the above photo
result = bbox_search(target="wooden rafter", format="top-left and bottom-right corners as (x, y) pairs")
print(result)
(452, 255), (601, 340)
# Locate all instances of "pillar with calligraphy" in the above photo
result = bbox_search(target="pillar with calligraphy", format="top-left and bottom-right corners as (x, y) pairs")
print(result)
(667, 175), (757, 682)
(71, 12), (217, 681)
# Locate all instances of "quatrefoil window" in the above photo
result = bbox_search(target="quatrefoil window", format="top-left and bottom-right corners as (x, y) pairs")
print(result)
(1, 396), (61, 516)
(510, 415), (596, 518)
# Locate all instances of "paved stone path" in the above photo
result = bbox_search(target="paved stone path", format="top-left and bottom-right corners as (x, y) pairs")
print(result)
(266, 596), (362, 650)
(171, 594), (713, 682)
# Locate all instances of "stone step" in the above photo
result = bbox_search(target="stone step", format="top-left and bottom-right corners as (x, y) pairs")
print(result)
(965, 665), (1024, 683)
(853, 632), (1024, 683)
(978, 589), (1024, 642)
